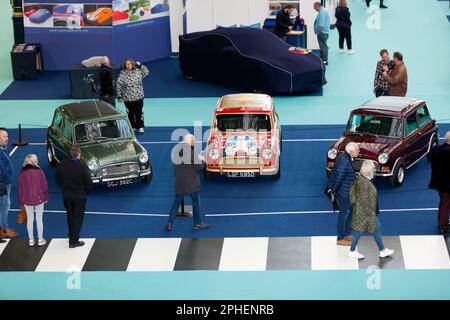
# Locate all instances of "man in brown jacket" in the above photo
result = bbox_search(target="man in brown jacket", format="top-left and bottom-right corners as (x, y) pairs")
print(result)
(383, 52), (407, 96)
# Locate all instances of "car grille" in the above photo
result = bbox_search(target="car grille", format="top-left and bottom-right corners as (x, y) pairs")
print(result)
(219, 157), (264, 168)
(353, 158), (381, 172)
(102, 163), (139, 175)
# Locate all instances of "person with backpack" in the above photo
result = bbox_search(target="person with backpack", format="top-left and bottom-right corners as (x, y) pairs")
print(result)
(347, 160), (394, 259)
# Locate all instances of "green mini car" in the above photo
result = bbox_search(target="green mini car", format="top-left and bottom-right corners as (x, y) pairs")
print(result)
(46, 101), (152, 186)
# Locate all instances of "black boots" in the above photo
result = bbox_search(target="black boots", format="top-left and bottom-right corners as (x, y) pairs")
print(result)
(366, 0), (388, 9)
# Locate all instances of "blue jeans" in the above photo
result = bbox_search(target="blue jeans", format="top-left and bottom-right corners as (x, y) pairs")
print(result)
(337, 196), (352, 240)
(350, 218), (385, 251)
(168, 192), (202, 225)
(317, 32), (329, 62)
(0, 184), (11, 231)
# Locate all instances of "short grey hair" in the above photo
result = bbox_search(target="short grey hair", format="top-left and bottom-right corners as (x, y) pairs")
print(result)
(445, 131), (450, 144)
(183, 133), (195, 145)
(360, 160), (375, 179)
(345, 142), (359, 154)
(23, 154), (39, 167)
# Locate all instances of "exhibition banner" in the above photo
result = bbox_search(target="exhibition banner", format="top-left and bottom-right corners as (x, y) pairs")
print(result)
(23, 0), (171, 70)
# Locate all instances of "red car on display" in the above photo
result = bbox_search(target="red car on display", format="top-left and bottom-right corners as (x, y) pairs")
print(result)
(204, 94), (282, 179)
(326, 97), (439, 187)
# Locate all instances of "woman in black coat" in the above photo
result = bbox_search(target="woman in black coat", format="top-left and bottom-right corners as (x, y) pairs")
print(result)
(335, 0), (353, 54)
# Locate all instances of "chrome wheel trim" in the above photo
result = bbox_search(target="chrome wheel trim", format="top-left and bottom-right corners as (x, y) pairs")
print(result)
(397, 166), (405, 184)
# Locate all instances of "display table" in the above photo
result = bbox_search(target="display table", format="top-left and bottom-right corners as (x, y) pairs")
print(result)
(69, 64), (120, 99)
(287, 30), (306, 48)
(11, 44), (42, 80)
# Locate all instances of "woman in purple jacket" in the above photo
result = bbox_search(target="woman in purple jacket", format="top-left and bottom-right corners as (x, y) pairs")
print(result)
(18, 154), (48, 247)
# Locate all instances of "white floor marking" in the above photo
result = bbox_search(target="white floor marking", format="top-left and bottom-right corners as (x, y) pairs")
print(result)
(35, 238), (96, 272)
(311, 236), (359, 270)
(127, 238), (182, 271)
(400, 235), (450, 270)
(219, 237), (269, 271)
(8, 207), (438, 218)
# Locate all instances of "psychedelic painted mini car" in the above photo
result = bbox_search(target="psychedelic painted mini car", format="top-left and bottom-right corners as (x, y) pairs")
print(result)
(326, 97), (438, 187)
(204, 94), (282, 179)
(46, 101), (152, 186)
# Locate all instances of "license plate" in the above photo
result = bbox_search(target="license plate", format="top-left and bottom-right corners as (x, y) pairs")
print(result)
(106, 178), (134, 187)
(227, 172), (256, 178)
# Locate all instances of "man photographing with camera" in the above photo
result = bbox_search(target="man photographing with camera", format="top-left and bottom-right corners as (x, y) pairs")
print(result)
(98, 56), (115, 107)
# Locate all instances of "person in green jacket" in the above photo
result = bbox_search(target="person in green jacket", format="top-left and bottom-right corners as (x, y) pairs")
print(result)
(348, 160), (394, 259)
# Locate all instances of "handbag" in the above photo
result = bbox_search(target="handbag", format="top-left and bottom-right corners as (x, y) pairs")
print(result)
(16, 205), (27, 224)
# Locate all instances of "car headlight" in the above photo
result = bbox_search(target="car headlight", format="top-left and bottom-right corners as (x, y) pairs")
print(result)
(87, 159), (98, 171)
(225, 142), (234, 156)
(138, 152), (148, 163)
(262, 148), (272, 159)
(102, 168), (109, 176)
(327, 148), (338, 160)
(248, 142), (258, 155)
(209, 149), (219, 160)
(378, 153), (389, 164)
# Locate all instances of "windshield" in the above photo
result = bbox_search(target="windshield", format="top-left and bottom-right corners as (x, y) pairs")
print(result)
(75, 118), (133, 143)
(346, 114), (402, 137)
(216, 114), (272, 132)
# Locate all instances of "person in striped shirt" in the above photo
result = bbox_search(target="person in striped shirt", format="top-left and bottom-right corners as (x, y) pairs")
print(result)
(373, 49), (394, 97)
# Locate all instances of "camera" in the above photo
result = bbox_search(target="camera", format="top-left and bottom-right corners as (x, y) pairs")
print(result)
(84, 73), (96, 84)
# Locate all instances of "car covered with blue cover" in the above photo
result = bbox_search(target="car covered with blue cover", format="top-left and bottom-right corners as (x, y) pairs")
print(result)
(179, 28), (325, 94)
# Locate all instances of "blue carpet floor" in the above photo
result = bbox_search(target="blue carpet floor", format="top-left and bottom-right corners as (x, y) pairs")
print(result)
(0, 58), (323, 100)
(4, 124), (449, 239)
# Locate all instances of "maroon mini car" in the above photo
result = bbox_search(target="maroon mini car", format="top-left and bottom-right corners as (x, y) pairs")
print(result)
(326, 97), (439, 187)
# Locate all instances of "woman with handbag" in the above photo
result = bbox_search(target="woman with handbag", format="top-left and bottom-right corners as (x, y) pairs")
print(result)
(347, 160), (394, 259)
(18, 154), (48, 247)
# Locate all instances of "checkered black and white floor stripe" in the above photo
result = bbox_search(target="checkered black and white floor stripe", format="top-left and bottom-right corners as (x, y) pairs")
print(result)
(0, 235), (449, 272)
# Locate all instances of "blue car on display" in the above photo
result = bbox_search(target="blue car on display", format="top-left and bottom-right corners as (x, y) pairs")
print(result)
(179, 28), (326, 94)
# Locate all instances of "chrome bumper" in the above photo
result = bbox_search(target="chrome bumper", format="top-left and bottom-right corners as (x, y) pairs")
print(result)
(207, 166), (278, 175)
(92, 169), (151, 183)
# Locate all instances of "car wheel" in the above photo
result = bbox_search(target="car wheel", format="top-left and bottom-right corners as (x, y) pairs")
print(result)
(47, 144), (56, 166)
(272, 163), (281, 180)
(390, 163), (405, 187)
(141, 163), (153, 184)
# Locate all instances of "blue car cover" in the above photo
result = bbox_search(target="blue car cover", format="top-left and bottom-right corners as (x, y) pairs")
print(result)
(179, 28), (325, 94)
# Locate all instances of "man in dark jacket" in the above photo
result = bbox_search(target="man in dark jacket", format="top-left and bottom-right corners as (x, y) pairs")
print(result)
(335, 1), (353, 54)
(55, 146), (93, 248)
(428, 131), (450, 234)
(328, 142), (359, 246)
(165, 134), (209, 231)
(0, 128), (18, 239)
(366, 0), (387, 9)
(98, 56), (115, 107)
(274, 5), (294, 39)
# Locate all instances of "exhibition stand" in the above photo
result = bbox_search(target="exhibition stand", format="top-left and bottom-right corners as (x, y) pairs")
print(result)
(23, 0), (172, 70)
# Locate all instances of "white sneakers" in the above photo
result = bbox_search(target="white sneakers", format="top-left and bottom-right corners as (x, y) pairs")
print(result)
(380, 248), (394, 258)
(348, 248), (394, 259)
(347, 250), (365, 259)
(29, 239), (46, 247)
(339, 49), (345, 54)
(138, 128), (145, 134)
(348, 50), (354, 55)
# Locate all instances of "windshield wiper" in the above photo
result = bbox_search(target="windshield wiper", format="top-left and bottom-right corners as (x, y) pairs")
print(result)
(347, 131), (363, 138)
